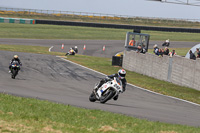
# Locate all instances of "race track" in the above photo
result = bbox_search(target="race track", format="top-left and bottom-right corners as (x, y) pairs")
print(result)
(0, 38), (198, 58)
(0, 39), (200, 127)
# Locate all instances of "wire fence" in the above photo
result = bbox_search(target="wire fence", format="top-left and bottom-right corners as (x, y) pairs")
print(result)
(0, 7), (200, 26)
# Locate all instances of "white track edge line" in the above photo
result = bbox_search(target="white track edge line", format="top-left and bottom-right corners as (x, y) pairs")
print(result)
(49, 46), (54, 52)
(57, 56), (200, 107)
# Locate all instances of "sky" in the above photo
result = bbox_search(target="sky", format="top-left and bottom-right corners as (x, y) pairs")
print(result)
(0, 0), (199, 20)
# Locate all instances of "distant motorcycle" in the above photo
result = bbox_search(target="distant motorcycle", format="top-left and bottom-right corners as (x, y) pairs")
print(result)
(162, 39), (170, 47)
(89, 77), (123, 104)
(65, 49), (76, 56)
(10, 61), (20, 79)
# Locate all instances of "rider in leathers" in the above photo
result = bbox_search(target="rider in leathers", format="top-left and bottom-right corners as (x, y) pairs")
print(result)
(95, 69), (127, 101)
(9, 55), (22, 72)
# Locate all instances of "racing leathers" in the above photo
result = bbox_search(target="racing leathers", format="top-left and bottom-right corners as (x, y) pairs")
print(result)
(95, 73), (127, 100)
(9, 58), (22, 71)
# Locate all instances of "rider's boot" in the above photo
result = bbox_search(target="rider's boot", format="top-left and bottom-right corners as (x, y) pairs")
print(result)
(113, 95), (119, 101)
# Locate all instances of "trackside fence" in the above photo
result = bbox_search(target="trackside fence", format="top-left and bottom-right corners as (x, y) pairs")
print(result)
(0, 7), (200, 27)
(123, 50), (200, 91)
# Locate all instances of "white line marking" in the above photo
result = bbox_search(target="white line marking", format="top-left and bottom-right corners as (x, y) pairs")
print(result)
(49, 46), (54, 52)
(57, 56), (200, 107)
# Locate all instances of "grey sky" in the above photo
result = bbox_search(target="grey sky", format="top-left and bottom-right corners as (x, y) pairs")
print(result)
(1, 0), (199, 20)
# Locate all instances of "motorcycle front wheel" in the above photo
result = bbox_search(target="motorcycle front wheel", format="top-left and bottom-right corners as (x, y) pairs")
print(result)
(11, 69), (18, 79)
(89, 91), (96, 102)
(100, 90), (114, 104)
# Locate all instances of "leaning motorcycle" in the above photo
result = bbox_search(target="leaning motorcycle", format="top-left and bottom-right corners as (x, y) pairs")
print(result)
(10, 61), (20, 79)
(89, 77), (123, 104)
(66, 49), (76, 55)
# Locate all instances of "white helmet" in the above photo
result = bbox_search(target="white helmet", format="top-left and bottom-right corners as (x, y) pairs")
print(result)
(118, 69), (126, 79)
(75, 46), (78, 49)
(153, 44), (157, 48)
(14, 55), (18, 59)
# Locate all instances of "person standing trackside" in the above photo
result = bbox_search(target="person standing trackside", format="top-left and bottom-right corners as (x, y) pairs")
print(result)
(196, 48), (200, 58)
(189, 50), (196, 60)
(163, 47), (169, 55)
(169, 50), (176, 57)
(129, 38), (136, 46)
(153, 44), (159, 56)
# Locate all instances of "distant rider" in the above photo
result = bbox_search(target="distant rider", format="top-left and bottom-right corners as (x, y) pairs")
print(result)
(9, 55), (22, 73)
(162, 39), (170, 46)
(65, 48), (76, 55)
(72, 46), (78, 53)
(94, 69), (127, 101)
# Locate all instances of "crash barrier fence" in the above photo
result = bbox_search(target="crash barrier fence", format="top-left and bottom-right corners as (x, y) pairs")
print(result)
(1, 17), (200, 33)
(0, 17), (35, 24)
(0, 7), (200, 26)
(123, 50), (200, 91)
(35, 19), (200, 33)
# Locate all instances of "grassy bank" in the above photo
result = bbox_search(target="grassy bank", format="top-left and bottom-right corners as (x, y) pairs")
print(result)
(1, 23), (200, 41)
(0, 44), (199, 104)
(1, 93), (199, 133)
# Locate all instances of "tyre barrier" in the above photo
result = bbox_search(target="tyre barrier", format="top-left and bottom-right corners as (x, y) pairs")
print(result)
(0, 17), (35, 24)
(36, 19), (200, 33)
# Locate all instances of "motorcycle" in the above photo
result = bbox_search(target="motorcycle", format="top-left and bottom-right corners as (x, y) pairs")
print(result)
(65, 49), (76, 56)
(89, 77), (123, 104)
(10, 61), (20, 79)
(162, 39), (170, 47)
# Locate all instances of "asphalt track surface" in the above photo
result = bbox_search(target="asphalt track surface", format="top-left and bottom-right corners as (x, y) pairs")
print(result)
(0, 38), (199, 58)
(0, 39), (200, 127)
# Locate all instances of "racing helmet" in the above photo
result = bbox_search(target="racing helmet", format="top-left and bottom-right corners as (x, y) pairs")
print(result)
(118, 69), (126, 79)
(75, 46), (78, 49)
(14, 55), (18, 59)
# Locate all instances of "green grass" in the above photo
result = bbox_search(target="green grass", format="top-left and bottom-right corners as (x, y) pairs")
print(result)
(1, 93), (199, 133)
(1, 23), (200, 41)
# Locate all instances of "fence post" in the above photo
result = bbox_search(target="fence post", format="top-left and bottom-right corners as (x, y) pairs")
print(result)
(167, 57), (173, 82)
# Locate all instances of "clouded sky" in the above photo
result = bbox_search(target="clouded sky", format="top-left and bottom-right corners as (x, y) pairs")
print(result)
(1, 0), (199, 20)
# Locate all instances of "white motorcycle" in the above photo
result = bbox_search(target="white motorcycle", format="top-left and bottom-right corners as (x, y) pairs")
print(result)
(89, 77), (123, 104)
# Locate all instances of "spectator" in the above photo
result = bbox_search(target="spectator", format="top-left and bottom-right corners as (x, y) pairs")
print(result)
(129, 38), (136, 46)
(153, 44), (159, 56)
(159, 48), (165, 57)
(196, 48), (200, 58)
(189, 50), (196, 60)
(169, 50), (176, 57)
(136, 45), (145, 54)
(163, 47), (169, 55)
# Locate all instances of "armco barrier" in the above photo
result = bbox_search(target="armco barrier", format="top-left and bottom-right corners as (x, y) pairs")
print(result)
(36, 19), (200, 33)
(122, 50), (200, 91)
(0, 17), (35, 24)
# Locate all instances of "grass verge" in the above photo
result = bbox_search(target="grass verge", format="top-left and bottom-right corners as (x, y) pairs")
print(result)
(1, 23), (200, 41)
(1, 93), (199, 133)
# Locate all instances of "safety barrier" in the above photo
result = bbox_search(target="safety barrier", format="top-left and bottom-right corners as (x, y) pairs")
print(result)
(0, 17), (35, 24)
(35, 19), (200, 33)
(123, 50), (200, 91)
